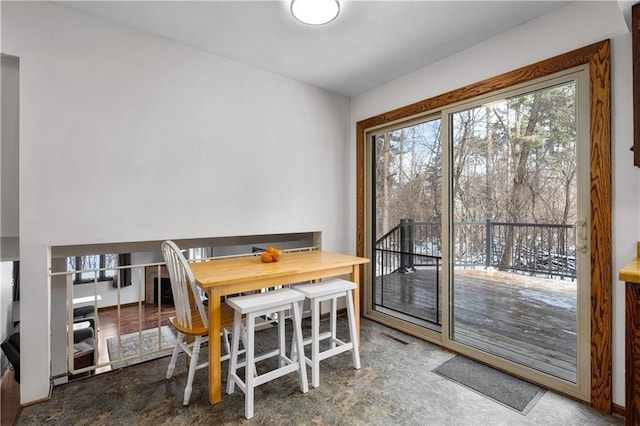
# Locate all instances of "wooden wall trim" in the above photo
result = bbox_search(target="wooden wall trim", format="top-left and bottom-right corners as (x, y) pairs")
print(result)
(356, 40), (612, 412)
(588, 39), (612, 413)
(612, 402), (626, 421)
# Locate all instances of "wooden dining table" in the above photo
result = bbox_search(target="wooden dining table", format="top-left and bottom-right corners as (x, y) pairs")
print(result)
(190, 250), (370, 405)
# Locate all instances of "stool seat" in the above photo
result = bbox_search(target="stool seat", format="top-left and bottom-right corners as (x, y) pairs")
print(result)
(227, 288), (305, 314)
(293, 279), (356, 299)
(292, 278), (360, 388)
(227, 288), (308, 419)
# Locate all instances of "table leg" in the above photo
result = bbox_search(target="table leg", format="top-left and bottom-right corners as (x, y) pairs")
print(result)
(350, 265), (361, 341)
(207, 288), (222, 404)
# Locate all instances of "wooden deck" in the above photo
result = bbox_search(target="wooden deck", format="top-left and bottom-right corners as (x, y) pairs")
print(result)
(374, 267), (577, 382)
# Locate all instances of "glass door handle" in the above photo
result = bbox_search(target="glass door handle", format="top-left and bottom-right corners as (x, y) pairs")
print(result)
(574, 220), (588, 253)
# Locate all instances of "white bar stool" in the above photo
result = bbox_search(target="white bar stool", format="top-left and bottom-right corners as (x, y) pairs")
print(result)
(226, 288), (309, 419)
(292, 278), (361, 388)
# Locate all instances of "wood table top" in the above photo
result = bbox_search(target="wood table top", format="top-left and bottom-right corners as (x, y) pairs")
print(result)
(619, 241), (640, 284)
(190, 250), (370, 288)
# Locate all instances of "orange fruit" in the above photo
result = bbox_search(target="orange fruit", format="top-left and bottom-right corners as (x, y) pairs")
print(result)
(260, 252), (273, 263)
(266, 246), (276, 254)
(271, 249), (282, 261)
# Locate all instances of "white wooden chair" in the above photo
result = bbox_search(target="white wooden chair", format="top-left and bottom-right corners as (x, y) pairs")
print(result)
(161, 240), (236, 405)
(226, 288), (309, 419)
(291, 278), (360, 388)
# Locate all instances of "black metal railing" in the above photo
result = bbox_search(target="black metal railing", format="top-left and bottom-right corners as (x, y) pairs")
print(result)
(374, 247), (441, 326)
(373, 218), (575, 327)
(376, 218), (576, 280)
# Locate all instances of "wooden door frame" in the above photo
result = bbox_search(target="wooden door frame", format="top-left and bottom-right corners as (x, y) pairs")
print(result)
(356, 40), (611, 412)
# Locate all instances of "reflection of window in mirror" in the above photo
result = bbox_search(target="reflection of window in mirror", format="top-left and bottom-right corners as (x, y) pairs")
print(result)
(634, 3), (640, 167)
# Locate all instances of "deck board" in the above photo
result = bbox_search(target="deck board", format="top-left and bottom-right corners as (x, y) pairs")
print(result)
(374, 267), (577, 382)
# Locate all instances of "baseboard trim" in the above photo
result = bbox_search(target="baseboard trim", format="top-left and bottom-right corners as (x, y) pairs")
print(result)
(20, 384), (52, 408)
(611, 403), (625, 420)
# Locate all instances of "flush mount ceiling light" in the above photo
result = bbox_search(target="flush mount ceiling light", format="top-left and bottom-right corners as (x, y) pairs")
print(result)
(291, 0), (340, 25)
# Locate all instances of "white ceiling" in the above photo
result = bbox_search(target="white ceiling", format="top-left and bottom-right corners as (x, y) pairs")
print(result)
(60, 1), (573, 97)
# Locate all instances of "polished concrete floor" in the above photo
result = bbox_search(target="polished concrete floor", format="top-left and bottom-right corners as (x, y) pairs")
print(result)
(17, 318), (621, 425)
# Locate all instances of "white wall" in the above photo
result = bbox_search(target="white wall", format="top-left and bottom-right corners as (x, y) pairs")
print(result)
(1, 54), (18, 239)
(1, 1), (351, 403)
(350, 1), (638, 407)
(1, 53), (19, 373)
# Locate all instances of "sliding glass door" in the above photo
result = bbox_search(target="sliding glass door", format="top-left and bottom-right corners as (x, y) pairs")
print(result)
(372, 117), (442, 331)
(366, 67), (590, 396)
(447, 77), (588, 383)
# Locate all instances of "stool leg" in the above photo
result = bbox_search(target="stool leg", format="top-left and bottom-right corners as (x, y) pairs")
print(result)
(346, 290), (361, 370)
(310, 297), (321, 388)
(227, 311), (242, 394)
(290, 300), (305, 362)
(330, 296), (338, 350)
(241, 324), (258, 378)
(290, 313), (297, 362)
(292, 300), (309, 394)
(245, 312), (256, 419)
(222, 327), (231, 361)
(278, 309), (286, 367)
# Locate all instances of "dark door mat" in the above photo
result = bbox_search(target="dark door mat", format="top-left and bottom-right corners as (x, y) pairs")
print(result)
(433, 355), (546, 415)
